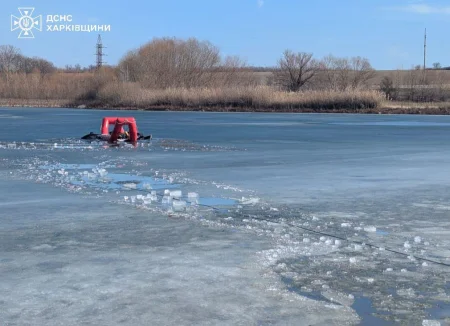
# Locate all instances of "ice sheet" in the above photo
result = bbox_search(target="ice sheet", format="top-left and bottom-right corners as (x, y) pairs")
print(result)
(2, 109), (450, 324)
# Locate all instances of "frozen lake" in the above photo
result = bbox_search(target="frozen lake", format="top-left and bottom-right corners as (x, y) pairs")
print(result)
(1, 108), (450, 325)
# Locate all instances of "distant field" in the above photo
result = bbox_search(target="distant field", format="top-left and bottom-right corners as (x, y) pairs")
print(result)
(249, 70), (450, 88)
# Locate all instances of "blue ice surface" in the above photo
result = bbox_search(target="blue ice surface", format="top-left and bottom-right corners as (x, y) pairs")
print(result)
(38, 163), (238, 206)
(376, 230), (389, 236)
(329, 121), (450, 127)
(2, 109), (450, 324)
(198, 197), (237, 207)
(40, 163), (101, 170)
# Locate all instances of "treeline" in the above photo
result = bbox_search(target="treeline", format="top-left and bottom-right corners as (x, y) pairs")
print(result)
(0, 45), (97, 75)
(0, 45), (56, 76)
(378, 68), (450, 102)
(117, 38), (257, 88)
(0, 38), (448, 112)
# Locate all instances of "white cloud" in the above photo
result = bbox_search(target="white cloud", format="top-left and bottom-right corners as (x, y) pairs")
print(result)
(257, 0), (264, 8)
(391, 3), (450, 14)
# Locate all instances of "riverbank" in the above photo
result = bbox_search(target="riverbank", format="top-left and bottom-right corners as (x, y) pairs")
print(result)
(2, 98), (450, 115)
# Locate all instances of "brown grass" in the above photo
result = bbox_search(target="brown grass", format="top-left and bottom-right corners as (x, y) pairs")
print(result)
(3, 69), (450, 114)
(86, 82), (384, 111)
(0, 98), (70, 107)
(0, 68), (117, 100)
(378, 100), (450, 114)
(0, 72), (96, 99)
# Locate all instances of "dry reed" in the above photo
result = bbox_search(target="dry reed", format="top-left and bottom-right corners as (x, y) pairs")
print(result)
(0, 72), (384, 111)
(94, 83), (384, 111)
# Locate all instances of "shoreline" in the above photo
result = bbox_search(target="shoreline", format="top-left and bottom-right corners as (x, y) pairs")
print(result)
(2, 99), (450, 115)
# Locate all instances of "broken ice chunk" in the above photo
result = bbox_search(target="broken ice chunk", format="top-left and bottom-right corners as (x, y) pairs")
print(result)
(422, 320), (441, 326)
(97, 168), (107, 177)
(170, 190), (182, 198)
(188, 192), (199, 204)
(162, 195), (172, 205)
(173, 200), (187, 212)
(123, 183), (137, 189)
(364, 226), (377, 233)
(149, 191), (158, 201)
(354, 244), (363, 251)
(241, 197), (260, 205)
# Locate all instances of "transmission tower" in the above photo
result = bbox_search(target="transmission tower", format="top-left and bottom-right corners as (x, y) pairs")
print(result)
(423, 28), (427, 70)
(95, 34), (106, 69)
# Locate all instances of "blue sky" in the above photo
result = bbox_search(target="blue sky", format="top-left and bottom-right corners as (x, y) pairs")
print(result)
(1, 0), (449, 70)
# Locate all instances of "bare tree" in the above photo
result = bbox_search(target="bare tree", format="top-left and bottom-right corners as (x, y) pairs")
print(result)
(16, 56), (56, 75)
(350, 56), (376, 90)
(118, 37), (222, 89)
(379, 76), (396, 100)
(318, 55), (351, 91)
(117, 50), (141, 82)
(433, 69), (447, 101)
(416, 70), (434, 102)
(319, 55), (374, 91)
(210, 55), (257, 87)
(34, 58), (56, 75)
(405, 66), (422, 101)
(432, 62), (441, 69)
(274, 50), (319, 91)
(319, 54), (341, 90)
(391, 68), (403, 101)
(0, 45), (21, 82)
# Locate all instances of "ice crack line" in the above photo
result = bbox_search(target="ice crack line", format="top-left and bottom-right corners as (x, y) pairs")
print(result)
(134, 186), (450, 268)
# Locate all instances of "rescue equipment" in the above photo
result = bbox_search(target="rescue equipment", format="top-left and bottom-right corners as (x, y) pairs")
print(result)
(81, 117), (152, 143)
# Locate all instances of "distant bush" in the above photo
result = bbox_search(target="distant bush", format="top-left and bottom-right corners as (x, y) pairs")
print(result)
(117, 37), (255, 89)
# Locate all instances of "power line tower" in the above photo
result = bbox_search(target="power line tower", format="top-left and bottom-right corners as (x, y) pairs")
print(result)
(95, 34), (106, 70)
(423, 28), (427, 70)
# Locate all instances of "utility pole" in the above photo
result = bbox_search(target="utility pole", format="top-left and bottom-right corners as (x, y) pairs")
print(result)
(95, 34), (106, 70)
(423, 28), (427, 70)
